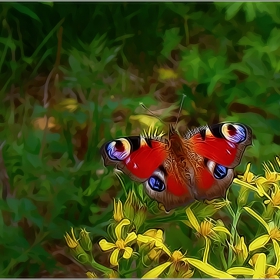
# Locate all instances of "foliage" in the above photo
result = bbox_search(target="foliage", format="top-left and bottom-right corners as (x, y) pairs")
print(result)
(0, 2), (279, 277)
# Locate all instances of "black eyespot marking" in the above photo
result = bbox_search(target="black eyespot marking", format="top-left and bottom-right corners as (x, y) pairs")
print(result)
(214, 164), (228, 179)
(209, 123), (224, 138)
(200, 129), (206, 141)
(126, 136), (141, 152)
(158, 165), (168, 176)
(145, 138), (153, 148)
(148, 176), (165, 192)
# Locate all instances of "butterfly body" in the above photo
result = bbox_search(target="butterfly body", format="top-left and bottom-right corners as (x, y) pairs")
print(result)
(101, 122), (252, 211)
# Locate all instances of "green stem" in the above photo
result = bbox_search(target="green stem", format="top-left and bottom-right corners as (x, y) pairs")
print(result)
(219, 244), (228, 271)
(90, 259), (112, 274)
(227, 206), (241, 267)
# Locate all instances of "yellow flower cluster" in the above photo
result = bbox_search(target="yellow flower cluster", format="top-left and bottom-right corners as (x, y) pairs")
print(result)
(64, 157), (280, 278)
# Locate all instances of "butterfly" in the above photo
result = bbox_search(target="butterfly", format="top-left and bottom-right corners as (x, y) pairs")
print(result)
(101, 119), (252, 211)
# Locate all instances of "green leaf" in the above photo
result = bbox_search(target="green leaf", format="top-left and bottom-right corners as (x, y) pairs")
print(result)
(243, 3), (257, 22)
(26, 153), (42, 169)
(161, 28), (182, 58)
(165, 3), (190, 18)
(24, 133), (41, 154)
(12, 4), (41, 22)
(69, 55), (81, 73)
(0, 37), (16, 51)
(225, 3), (243, 20)
(42, 2), (53, 7)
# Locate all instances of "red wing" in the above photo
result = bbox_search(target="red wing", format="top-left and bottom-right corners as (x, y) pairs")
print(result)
(124, 140), (168, 179)
(101, 136), (168, 182)
(190, 134), (238, 167)
(188, 123), (252, 168)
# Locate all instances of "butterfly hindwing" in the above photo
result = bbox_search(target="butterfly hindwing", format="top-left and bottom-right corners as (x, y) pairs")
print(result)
(142, 148), (196, 211)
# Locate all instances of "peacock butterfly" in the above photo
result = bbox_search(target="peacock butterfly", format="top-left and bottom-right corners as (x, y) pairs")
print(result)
(101, 117), (252, 211)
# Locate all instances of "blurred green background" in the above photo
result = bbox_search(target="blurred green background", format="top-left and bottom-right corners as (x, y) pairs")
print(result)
(0, 2), (280, 277)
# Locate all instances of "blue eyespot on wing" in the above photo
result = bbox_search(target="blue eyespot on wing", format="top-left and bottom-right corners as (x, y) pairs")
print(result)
(148, 176), (165, 192)
(213, 164), (228, 179)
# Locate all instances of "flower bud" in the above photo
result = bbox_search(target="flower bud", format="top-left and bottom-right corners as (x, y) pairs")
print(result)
(124, 191), (136, 221)
(79, 228), (92, 252)
(237, 185), (249, 207)
(113, 199), (124, 222)
(235, 236), (248, 265)
(134, 206), (147, 231)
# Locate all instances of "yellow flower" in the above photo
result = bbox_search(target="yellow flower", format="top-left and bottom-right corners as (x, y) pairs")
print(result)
(249, 253), (261, 267)
(86, 271), (97, 278)
(142, 249), (191, 278)
(186, 207), (231, 262)
(187, 258), (235, 279)
(99, 219), (137, 266)
(137, 229), (170, 254)
(237, 163), (256, 183)
(58, 98), (79, 112)
(142, 247), (234, 279)
(249, 242), (280, 278)
(234, 163), (267, 197)
(264, 183), (280, 209)
(33, 116), (58, 130)
(138, 229), (164, 246)
(158, 68), (178, 80)
(226, 253), (264, 278)
(235, 160), (280, 200)
(228, 244), (280, 279)
(113, 199), (124, 222)
(228, 235), (248, 265)
(244, 207), (280, 252)
(266, 241), (280, 278)
(262, 160), (280, 183)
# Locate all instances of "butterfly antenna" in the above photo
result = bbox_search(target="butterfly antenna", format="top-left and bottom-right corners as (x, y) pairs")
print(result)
(139, 102), (168, 127)
(174, 94), (186, 130)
